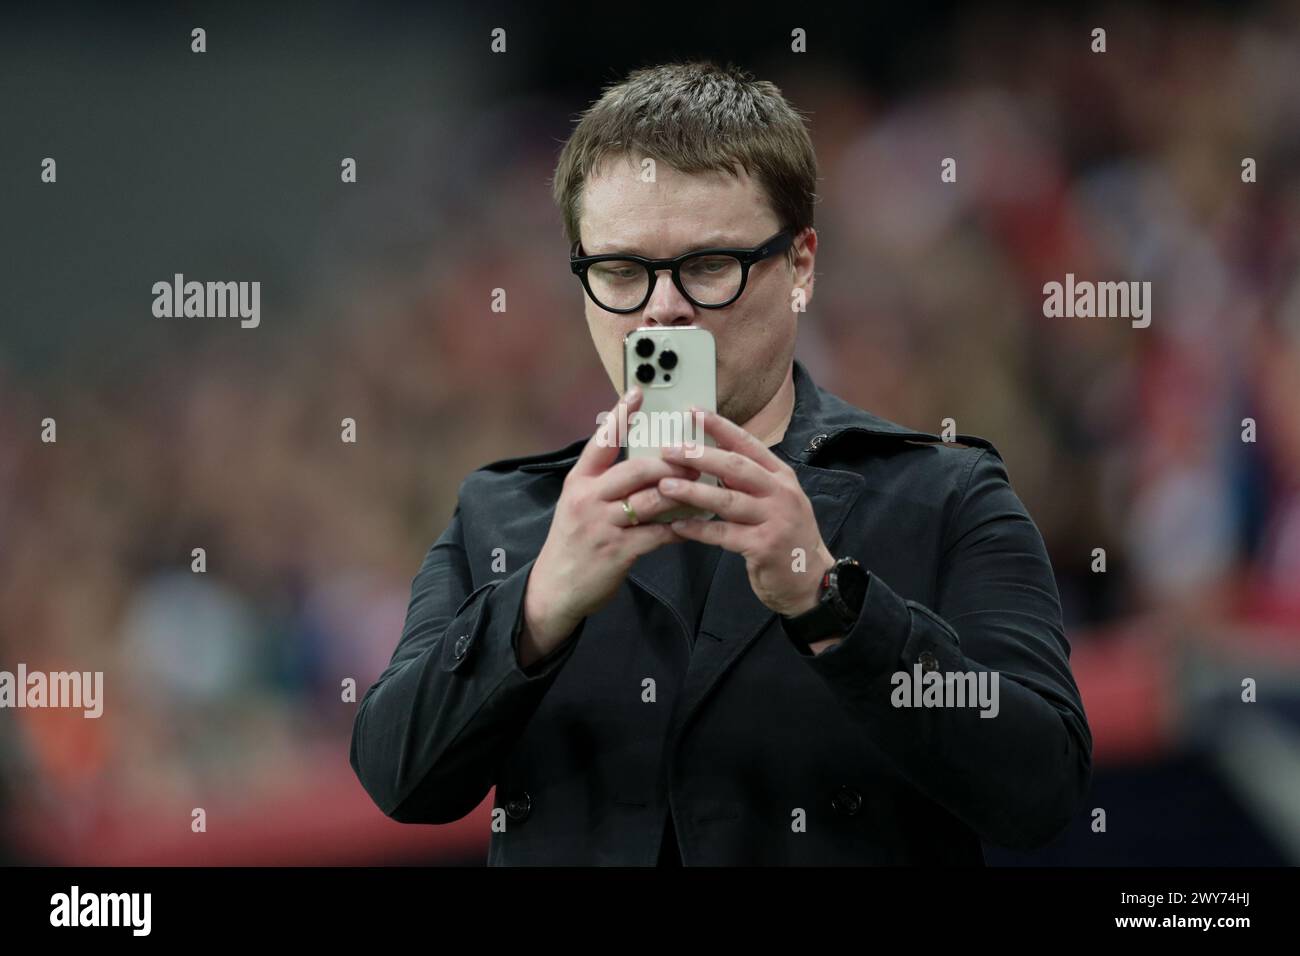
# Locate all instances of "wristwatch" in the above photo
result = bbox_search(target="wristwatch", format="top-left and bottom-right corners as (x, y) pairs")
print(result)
(780, 557), (869, 653)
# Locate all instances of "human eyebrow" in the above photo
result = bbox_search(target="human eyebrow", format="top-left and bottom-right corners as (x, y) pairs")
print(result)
(584, 234), (752, 257)
(687, 233), (750, 250)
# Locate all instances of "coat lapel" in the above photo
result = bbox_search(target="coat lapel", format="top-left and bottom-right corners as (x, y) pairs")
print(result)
(665, 460), (865, 741)
(626, 538), (700, 653)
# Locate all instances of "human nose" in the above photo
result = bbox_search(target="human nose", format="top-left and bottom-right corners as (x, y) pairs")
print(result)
(642, 268), (696, 326)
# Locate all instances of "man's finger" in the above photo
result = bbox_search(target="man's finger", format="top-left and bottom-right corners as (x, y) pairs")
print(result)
(572, 386), (642, 477)
(608, 490), (668, 527)
(668, 515), (750, 554)
(690, 407), (786, 473)
(616, 521), (681, 558)
(657, 475), (763, 524)
(597, 457), (700, 501)
(661, 443), (772, 494)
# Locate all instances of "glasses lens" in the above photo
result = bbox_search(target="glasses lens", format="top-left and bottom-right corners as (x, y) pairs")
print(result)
(586, 260), (649, 311)
(680, 254), (743, 306)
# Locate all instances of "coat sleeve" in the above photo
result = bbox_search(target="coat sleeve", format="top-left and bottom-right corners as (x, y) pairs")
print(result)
(349, 497), (583, 824)
(796, 447), (1093, 850)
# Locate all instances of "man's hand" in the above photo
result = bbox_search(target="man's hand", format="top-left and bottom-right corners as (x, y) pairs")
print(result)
(656, 407), (835, 619)
(519, 387), (699, 668)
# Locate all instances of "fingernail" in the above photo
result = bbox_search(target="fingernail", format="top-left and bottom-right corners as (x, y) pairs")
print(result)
(622, 386), (640, 403)
(661, 478), (680, 492)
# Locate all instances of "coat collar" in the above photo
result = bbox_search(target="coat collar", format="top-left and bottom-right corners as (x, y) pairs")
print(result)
(775, 357), (995, 463)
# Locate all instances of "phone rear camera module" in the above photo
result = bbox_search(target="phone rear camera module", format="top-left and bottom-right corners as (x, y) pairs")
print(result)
(658, 350), (678, 370)
(636, 363), (655, 384)
(635, 338), (655, 358)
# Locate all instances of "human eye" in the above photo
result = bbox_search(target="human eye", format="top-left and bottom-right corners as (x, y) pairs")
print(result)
(683, 255), (734, 276)
(591, 261), (642, 282)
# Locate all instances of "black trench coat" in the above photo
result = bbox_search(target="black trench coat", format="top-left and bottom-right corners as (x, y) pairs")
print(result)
(350, 359), (1092, 865)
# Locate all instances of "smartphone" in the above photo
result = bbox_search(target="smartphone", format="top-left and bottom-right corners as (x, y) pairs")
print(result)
(622, 326), (719, 523)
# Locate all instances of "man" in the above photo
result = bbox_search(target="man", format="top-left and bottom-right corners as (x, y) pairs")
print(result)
(350, 61), (1092, 865)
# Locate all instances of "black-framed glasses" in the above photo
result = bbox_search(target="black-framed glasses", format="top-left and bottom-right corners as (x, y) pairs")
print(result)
(569, 229), (795, 313)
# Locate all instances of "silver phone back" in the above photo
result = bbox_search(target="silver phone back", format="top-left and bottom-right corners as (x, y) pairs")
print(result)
(622, 326), (719, 521)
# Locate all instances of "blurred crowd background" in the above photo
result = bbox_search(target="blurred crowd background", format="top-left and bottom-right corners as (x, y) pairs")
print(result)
(2, 1), (1299, 864)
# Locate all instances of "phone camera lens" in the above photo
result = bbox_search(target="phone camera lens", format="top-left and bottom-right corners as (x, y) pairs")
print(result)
(635, 338), (655, 358)
(636, 363), (655, 384)
(658, 350), (678, 370)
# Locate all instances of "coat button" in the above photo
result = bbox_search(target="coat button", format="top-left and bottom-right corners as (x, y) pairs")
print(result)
(806, 433), (829, 453)
(505, 791), (531, 823)
(918, 650), (939, 673)
(453, 634), (471, 660)
(831, 785), (863, 816)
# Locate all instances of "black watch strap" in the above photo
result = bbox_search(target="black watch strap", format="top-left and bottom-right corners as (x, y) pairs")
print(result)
(780, 558), (867, 650)
(781, 593), (844, 649)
